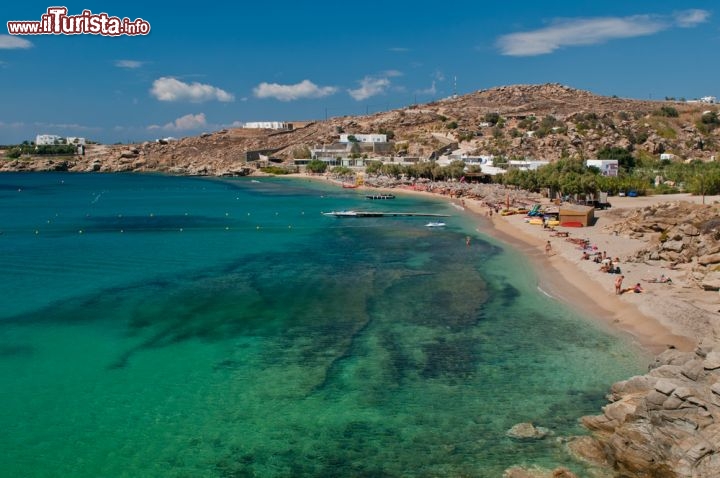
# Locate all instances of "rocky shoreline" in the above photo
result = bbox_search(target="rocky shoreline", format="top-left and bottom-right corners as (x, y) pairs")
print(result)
(578, 345), (720, 477)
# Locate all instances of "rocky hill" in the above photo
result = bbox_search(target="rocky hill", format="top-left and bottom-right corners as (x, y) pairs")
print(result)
(2, 83), (719, 174)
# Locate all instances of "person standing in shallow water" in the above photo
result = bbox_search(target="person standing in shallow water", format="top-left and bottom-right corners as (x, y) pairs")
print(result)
(545, 240), (552, 255)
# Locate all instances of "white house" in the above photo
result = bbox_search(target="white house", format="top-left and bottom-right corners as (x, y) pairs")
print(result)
(35, 134), (63, 145)
(339, 133), (387, 143)
(508, 160), (550, 171)
(660, 153), (676, 161)
(66, 137), (86, 145)
(688, 97), (717, 104)
(586, 159), (619, 177)
(243, 121), (288, 130)
(442, 150), (494, 166)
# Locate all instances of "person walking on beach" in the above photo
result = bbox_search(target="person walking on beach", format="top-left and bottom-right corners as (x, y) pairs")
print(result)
(615, 275), (624, 295)
(545, 240), (552, 256)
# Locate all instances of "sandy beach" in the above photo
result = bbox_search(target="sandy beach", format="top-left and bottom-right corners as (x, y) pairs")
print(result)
(467, 193), (720, 354)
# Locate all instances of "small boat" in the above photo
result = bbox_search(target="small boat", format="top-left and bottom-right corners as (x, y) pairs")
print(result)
(425, 221), (446, 227)
(365, 194), (395, 200)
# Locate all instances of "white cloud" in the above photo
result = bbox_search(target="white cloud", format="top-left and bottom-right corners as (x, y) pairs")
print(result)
(115, 60), (144, 69)
(150, 77), (234, 103)
(0, 35), (32, 49)
(416, 81), (437, 96)
(148, 113), (207, 131)
(674, 9), (710, 27)
(253, 80), (337, 101)
(348, 76), (391, 101)
(497, 10), (709, 56)
(383, 70), (403, 77)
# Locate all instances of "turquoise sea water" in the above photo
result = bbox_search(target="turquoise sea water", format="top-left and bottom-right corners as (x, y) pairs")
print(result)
(0, 173), (647, 477)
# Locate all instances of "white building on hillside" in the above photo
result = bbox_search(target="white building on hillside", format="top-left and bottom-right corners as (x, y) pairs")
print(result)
(688, 97), (717, 104)
(508, 160), (550, 171)
(439, 151), (495, 166)
(243, 121), (288, 130)
(339, 133), (387, 143)
(35, 134), (63, 145)
(586, 159), (619, 177)
(35, 135), (87, 146)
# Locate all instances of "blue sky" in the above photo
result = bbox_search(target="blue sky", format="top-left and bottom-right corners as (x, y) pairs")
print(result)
(0, 1), (718, 144)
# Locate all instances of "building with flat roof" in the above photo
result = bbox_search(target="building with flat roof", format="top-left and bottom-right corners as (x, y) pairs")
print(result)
(35, 134), (63, 145)
(243, 121), (289, 130)
(339, 134), (387, 143)
(507, 160), (550, 171)
(586, 159), (619, 177)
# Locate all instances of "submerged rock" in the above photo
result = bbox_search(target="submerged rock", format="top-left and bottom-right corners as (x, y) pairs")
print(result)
(506, 422), (551, 440)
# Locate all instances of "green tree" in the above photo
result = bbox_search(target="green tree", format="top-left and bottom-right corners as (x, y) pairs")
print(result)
(378, 128), (395, 140)
(330, 166), (353, 176)
(484, 112), (501, 126)
(365, 161), (383, 175)
(654, 106), (679, 117)
(306, 159), (327, 174)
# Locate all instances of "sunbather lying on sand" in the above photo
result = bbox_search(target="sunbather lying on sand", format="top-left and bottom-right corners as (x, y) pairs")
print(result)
(643, 274), (672, 283)
(622, 283), (644, 294)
